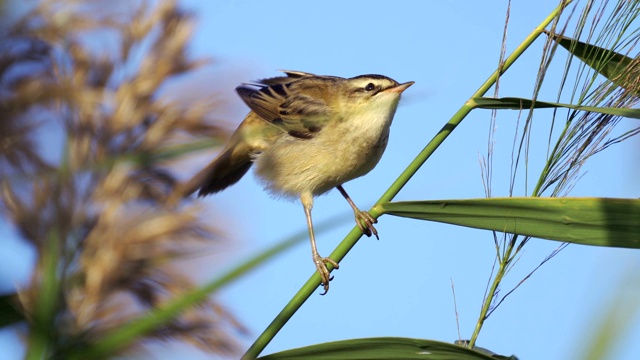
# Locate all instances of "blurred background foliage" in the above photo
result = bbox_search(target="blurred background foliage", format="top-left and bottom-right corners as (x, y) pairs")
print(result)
(1, 0), (245, 357)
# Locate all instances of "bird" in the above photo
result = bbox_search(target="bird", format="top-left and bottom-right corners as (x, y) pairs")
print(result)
(181, 70), (413, 294)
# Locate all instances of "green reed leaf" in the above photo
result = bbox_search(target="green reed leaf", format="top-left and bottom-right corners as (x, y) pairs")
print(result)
(258, 337), (510, 360)
(379, 197), (640, 248)
(544, 30), (636, 91)
(470, 97), (640, 119)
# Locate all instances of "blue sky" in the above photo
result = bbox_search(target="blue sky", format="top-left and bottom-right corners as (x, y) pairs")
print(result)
(2, 1), (640, 359)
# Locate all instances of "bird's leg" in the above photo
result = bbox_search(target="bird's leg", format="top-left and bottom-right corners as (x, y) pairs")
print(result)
(301, 192), (339, 295)
(336, 185), (378, 239)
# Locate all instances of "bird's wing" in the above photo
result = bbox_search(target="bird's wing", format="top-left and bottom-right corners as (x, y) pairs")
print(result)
(236, 72), (331, 139)
(258, 70), (316, 86)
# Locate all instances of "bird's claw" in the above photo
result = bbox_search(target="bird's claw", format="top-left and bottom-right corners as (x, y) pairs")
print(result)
(355, 210), (379, 239)
(313, 255), (339, 295)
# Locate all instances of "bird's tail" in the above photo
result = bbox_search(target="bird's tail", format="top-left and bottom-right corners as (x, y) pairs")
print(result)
(180, 141), (254, 198)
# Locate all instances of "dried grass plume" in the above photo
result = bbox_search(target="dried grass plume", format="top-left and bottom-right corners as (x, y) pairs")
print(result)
(1, 0), (242, 356)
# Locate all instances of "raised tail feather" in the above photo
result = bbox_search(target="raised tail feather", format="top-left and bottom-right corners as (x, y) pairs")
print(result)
(182, 142), (254, 197)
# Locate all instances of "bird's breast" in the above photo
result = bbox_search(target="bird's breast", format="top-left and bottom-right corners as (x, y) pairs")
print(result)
(253, 110), (394, 197)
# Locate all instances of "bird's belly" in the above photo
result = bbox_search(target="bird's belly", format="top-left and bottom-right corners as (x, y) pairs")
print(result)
(254, 127), (389, 198)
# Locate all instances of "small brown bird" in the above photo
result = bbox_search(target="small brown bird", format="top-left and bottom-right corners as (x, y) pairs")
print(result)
(182, 70), (413, 294)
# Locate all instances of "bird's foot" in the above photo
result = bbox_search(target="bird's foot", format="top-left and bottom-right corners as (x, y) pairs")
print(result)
(313, 254), (339, 295)
(355, 210), (379, 239)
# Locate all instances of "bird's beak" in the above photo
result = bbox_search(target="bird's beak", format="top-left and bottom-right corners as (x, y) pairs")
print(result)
(385, 81), (415, 93)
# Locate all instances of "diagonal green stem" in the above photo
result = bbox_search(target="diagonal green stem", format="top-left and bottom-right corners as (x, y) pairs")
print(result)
(242, 2), (573, 359)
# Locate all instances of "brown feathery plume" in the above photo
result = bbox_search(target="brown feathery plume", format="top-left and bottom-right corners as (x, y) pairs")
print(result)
(1, 0), (241, 357)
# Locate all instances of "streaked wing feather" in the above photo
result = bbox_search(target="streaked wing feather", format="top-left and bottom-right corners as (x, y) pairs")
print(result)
(279, 70), (317, 78)
(236, 72), (331, 138)
(279, 93), (329, 132)
(236, 84), (284, 122)
(257, 70), (316, 86)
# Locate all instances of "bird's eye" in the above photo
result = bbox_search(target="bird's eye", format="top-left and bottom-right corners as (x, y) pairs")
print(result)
(365, 83), (376, 91)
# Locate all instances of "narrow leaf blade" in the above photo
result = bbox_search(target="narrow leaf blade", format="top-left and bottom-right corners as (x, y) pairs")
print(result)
(544, 30), (635, 88)
(471, 97), (640, 119)
(379, 198), (640, 248)
(258, 337), (505, 360)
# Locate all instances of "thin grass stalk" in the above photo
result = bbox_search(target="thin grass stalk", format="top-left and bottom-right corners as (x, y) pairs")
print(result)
(468, 242), (514, 349)
(472, 0), (640, 348)
(470, 13), (575, 345)
(241, 2), (574, 359)
(472, 3), (580, 347)
(25, 230), (61, 360)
